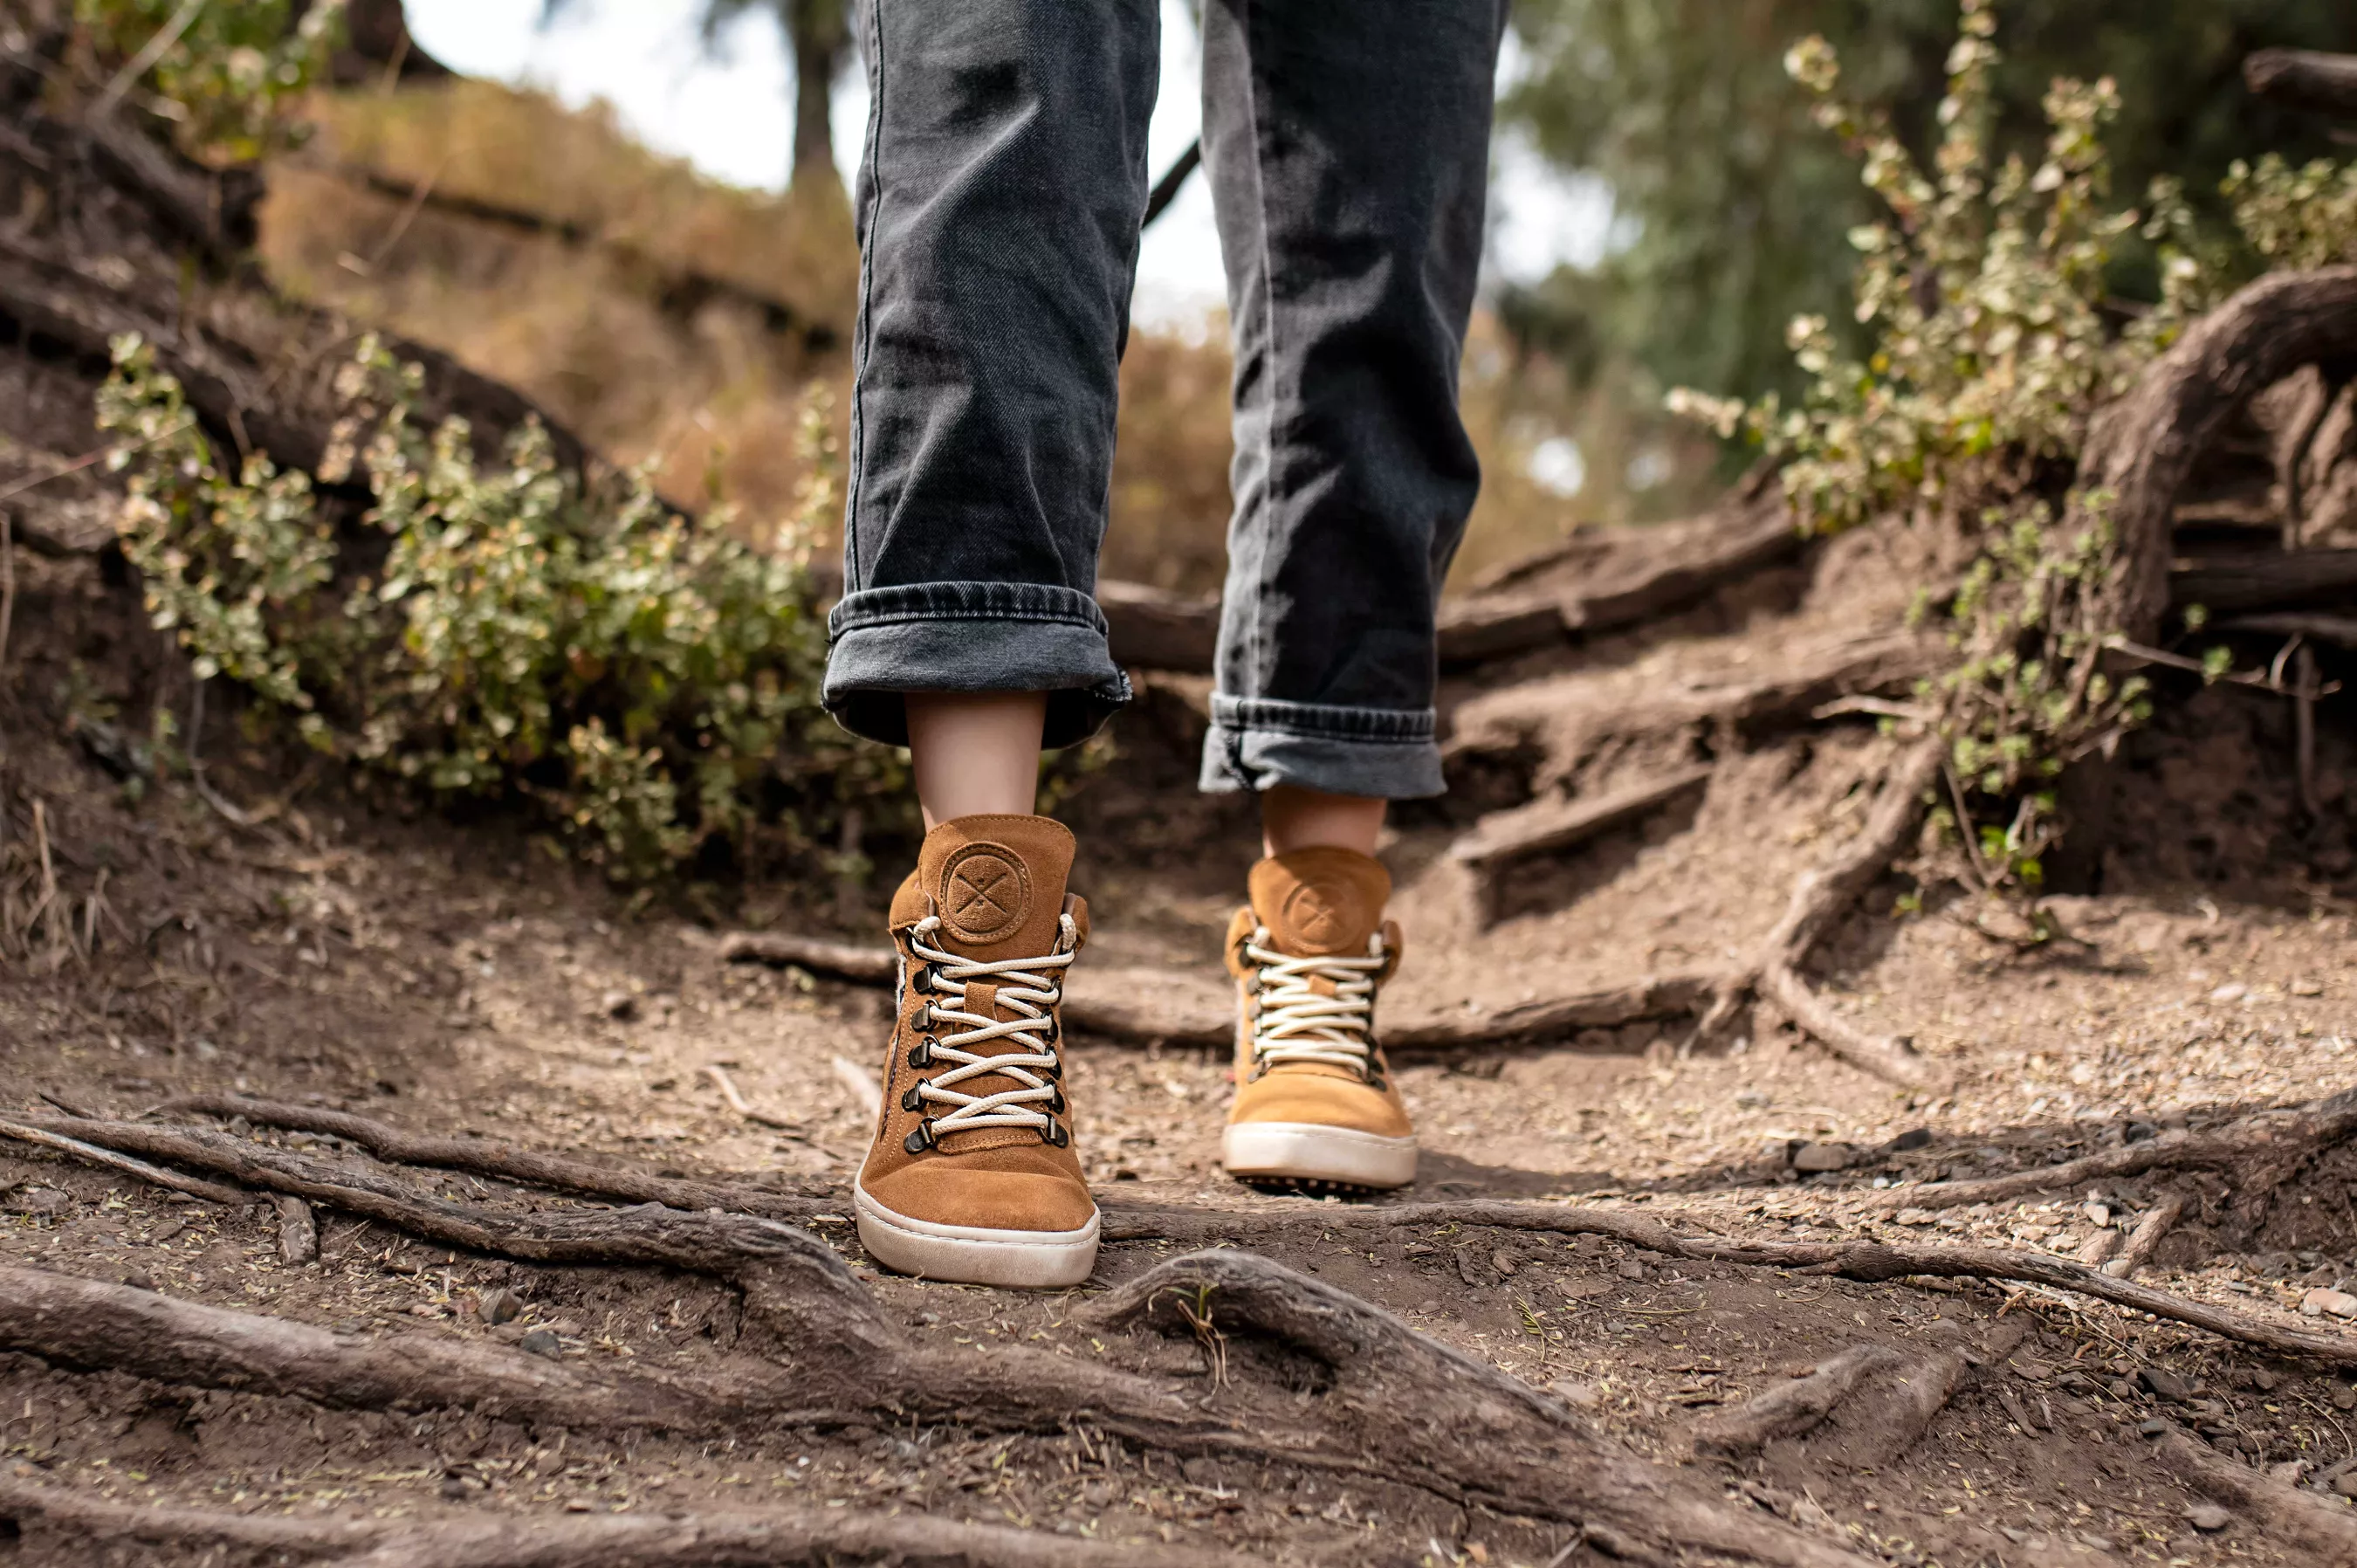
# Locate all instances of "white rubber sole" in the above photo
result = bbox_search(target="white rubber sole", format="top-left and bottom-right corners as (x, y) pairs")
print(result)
(1221, 1122), (1418, 1189)
(852, 1180), (1100, 1289)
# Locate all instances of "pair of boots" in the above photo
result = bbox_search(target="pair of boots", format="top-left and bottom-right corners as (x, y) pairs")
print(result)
(852, 815), (1413, 1288)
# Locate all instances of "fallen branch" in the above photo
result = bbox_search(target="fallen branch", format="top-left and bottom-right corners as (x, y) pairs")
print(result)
(298, 159), (838, 352)
(0, 1474), (1232, 1568)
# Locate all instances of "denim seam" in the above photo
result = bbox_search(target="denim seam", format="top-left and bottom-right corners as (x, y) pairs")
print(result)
(1211, 722), (1433, 745)
(843, 0), (887, 593)
(832, 608), (1109, 631)
(1211, 699), (1434, 743)
(1239, 0), (1277, 703)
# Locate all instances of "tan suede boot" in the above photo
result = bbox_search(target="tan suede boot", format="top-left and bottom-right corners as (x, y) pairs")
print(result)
(1220, 846), (1417, 1189)
(852, 815), (1098, 1288)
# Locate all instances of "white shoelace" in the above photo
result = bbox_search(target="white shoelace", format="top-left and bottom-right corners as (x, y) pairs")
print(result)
(900, 912), (1077, 1145)
(1243, 926), (1387, 1077)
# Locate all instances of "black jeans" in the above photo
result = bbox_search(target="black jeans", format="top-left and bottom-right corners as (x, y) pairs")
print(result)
(823, 0), (1506, 800)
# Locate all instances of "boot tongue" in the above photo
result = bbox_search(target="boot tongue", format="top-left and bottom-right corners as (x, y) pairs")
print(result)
(1247, 847), (1391, 958)
(916, 815), (1075, 959)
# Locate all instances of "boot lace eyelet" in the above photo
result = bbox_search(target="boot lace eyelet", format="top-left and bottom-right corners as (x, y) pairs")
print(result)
(904, 1120), (937, 1154)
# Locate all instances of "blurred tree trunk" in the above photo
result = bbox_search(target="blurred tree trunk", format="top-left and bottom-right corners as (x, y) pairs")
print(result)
(289, 0), (454, 84)
(788, 0), (849, 189)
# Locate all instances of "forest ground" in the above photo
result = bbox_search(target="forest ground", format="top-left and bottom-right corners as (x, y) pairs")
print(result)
(7, 483), (2357, 1567)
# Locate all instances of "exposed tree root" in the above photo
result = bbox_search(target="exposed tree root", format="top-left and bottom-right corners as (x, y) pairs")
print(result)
(1686, 1344), (1906, 1460)
(158, 1092), (835, 1218)
(0, 1255), (1866, 1568)
(1089, 1252), (1873, 1568)
(2152, 1428), (2357, 1567)
(0, 1115), (245, 1204)
(2086, 265), (2357, 644)
(1702, 738), (1945, 1087)
(0, 1474), (1233, 1568)
(2244, 47), (2357, 119)
(1685, 1324), (2027, 1466)
(1090, 478), (1807, 676)
(1447, 766), (1713, 922)
(1865, 1092), (2357, 1223)
(2105, 1186), (2193, 1279)
(27, 1099), (2357, 1372)
(715, 931), (1714, 1052)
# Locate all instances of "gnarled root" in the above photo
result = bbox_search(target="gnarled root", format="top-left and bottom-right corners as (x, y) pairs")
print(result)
(1702, 737), (1946, 1086)
(2152, 1428), (2357, 1567)
(1687, 1325), (2025, 1468)
(1866, 1090), (2357, 1226)
(1089, 1249), (1878, 1568)
(0, 1474), (1231, 1568)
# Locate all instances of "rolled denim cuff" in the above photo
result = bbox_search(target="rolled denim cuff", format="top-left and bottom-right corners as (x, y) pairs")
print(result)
(823, 581), (1133, 750)
(1198, 693), (1444, 800)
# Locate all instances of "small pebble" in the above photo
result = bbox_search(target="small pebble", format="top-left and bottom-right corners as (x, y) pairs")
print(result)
(2137, 1418), (2169, 1437)
(2139, 1366), (2192, 1402)
(518, 1327), (563, 1358)
(476, 1287), (522, 1325)
(1791, 1142), (1852, 1174)
(1616, 1259), (1646, 1282)
(2186, 1503), (2230, 1533)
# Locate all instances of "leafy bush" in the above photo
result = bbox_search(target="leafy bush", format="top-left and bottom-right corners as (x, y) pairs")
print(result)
(2226, 154), (2357, 270)
(74, 0), (341, 161)
(1668, 0), (2341, 886)
(100, 334), (909, 882)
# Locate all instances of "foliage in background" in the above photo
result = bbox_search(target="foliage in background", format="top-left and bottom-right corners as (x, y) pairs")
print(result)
(1501, 0), (2357, 426)
(100, 335), (910, 882)
(74, 0), (342, 161)
(1670, 0), (2344, 887)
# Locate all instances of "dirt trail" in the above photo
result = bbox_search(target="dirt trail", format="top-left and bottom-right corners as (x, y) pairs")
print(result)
(10, 475), (2357, 1565)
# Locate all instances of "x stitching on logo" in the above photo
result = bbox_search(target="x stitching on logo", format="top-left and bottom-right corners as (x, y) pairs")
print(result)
(951, 863), (1014, 925)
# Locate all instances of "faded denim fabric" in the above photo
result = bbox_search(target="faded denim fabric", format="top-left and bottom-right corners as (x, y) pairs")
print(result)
(823, 0), (1506, 799)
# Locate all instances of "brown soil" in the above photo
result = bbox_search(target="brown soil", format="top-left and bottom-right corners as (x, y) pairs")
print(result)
(10, 454), (2357, 1566)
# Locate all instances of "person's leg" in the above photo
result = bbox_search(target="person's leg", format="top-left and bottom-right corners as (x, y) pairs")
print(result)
(831, 0), (1159, 1289)
(1260, 785), (1385, 859)
(823, 0), (1158, 753)
(1201, 0), (1506, 1191)
(906, 692), (1046, 829)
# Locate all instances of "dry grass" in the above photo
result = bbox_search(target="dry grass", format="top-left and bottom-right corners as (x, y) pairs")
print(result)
(259, 78), (1699, 601)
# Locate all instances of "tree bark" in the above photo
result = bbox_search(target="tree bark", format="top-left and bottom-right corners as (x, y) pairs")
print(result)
(2084, 267), (2357, 645)
(2244, 49), (2357, 120)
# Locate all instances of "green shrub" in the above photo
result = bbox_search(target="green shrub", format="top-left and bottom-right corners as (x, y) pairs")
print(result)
(100, 334), (910, 882)
(74, 0), (341, 162)
(1668, 0), (2339, 887)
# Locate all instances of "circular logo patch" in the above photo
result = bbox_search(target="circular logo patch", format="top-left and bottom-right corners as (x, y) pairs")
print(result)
(939, 842), (1031, 944)
(1280, 878), (1357, 952)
